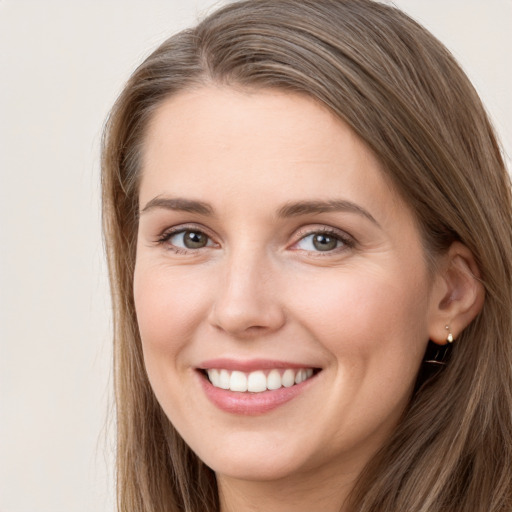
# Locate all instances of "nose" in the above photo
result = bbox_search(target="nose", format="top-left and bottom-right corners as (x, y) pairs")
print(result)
(208, 250), (286, 338)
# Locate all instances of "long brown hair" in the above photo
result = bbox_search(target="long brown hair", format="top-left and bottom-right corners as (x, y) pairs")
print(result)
(101, 1), (512, 510)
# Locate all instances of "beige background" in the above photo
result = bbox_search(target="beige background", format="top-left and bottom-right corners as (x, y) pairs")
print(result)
(1, 1), (510, 511)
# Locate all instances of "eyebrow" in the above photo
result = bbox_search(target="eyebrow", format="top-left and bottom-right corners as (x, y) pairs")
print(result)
(140, 196), (379, 227)
(140, 196), (214, 216)
(277, 199), (380, 226)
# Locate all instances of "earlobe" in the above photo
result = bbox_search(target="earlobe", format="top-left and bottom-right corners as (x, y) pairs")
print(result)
(429, 242), (485, 346)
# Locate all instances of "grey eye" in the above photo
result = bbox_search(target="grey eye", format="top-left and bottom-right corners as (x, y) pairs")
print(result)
(170, 230), (211, 249)
(296, 233), (342, 252)
(312, 233), (339, 251)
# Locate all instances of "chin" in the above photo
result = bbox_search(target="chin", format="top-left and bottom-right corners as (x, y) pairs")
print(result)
(206, 450), (306, 482)
(186, 428), (316, 482)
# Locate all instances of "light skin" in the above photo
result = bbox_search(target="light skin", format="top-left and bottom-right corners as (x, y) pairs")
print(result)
(134, 87), (484, 512)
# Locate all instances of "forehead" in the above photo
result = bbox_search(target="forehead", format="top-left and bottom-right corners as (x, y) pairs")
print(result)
(139, 86), (401, 217)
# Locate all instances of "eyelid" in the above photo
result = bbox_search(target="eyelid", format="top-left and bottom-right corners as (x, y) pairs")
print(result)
(290, 225), (356, 252)
(155, 223), (219, 251)
(153, 223), (355, 254)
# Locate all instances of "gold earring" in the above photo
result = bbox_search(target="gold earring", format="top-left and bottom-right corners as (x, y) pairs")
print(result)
(445, 325), (454, 343)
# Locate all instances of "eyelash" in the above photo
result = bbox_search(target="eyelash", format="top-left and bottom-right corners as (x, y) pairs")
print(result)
(155, 225), (215, 254)
(155, 225), (355, 255)
(292, 227), (355, 255)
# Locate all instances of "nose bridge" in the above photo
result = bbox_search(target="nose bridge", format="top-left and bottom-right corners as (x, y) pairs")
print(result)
(209, 241), (285, 336)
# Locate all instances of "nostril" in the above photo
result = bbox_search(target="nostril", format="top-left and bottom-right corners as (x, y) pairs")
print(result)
(208, 300), (286, 337)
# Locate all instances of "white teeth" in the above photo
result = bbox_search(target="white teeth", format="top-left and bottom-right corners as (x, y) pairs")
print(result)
(295, 369), (312, 383)
(207, 369), (220, 387)
(295, 369), (306, 384)
(219, 369), (230, 389)
(247, 371), (267, 392)
(282, 369), (295, 388)
(267, 369), (282, 390)
(230, 371), (248, 392)
(207, 367), (316, 393)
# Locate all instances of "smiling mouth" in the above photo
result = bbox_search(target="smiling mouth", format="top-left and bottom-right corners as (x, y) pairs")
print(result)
(203, 368), (318, 393)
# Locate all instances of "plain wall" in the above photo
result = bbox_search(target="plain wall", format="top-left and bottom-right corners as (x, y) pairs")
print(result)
(0, 1), (510, 511)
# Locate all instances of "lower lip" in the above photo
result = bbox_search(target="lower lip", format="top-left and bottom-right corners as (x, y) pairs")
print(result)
(198, 371), (317, 415)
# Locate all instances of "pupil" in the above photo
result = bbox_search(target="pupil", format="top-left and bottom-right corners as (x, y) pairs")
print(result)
(313, 234), (337, 251)
(184, 231), (207, 248)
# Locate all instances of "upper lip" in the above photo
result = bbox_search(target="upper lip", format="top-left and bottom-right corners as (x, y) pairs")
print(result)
(197, 358), (320, 372)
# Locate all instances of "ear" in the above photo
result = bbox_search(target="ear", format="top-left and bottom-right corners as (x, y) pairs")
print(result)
(428, 242), (485, 345)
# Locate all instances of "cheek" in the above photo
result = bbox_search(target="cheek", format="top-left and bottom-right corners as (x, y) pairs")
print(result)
(133, 262), (212, 363)
(296, 265), (430, 416)
(289, 264), (431, 360)
(133, 262), (217, 425)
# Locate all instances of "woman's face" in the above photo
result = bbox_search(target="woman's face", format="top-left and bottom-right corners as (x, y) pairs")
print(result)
(134, 87), (439, 483)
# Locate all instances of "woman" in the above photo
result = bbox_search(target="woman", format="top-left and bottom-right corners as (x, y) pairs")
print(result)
(101, 1), (512, 511)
